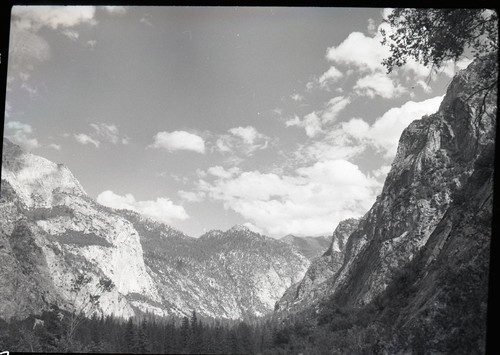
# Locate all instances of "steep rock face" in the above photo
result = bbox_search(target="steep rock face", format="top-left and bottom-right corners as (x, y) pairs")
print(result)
(333, 54), (496, 308)
(280, 234), (332, 261)
(276, 53), (496, 317)
(383, 147), (494, 352)
(275, 218), (360, 315)
(1, 140), (162, 320)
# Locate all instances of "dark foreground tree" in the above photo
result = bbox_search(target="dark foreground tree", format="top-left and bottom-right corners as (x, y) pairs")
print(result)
(381, 8), (498, 72)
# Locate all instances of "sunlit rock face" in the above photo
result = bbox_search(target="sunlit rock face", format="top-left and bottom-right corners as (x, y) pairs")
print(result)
(1, 139), (161, 320)
(275, 53), (496, 324)
(0, 145), (309, 320)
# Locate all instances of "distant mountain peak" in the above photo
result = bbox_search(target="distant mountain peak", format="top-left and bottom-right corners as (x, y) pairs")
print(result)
(227, 224), (252, 233)
(199, 229), (224, 239)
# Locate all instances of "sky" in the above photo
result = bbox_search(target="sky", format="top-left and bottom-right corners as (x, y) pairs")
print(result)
(3, 6), (473, 238)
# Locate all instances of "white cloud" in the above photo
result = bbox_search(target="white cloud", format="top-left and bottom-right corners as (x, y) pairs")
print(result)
(74, 133), (100, 148)
(5, 121), (40, 150)
(321, 96), (351, 122)
(243, 222), (264, 234)
(228, 126), (260, 145)
(9, 6), (98, 85)
(199, 159), (381, 236)
(150, 131), (206, 154)
(86, 39), (97, 49)
(9, 28), (50, 71)
(341, 95), (444, 158)
(62, 29), (79, 41)
(178, 190), (205, 203)
(97, 190), (189, 224)
(12, 6), (97, 31)
(48, 143), (61, 150)
(290, 93), (304, 102)
(326, 31), (390, 72)
(318, 65), (343, 87)
(288, 112), (323, 138)
(90, 122), (124, 144)
(207, 166), (241, 179)
(286, 96), (350, 137)
(323, 19), (459, 99)
(295, 134), (364, 163)
(215, 126), (269, 156)
(354, 72), (407, 99)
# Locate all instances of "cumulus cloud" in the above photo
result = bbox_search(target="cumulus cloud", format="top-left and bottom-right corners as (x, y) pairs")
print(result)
(150, 130), (206, 153)
(90, 122), (127, 145)
(215, 126), (269, 156)
(290, 94), (304, 102)
(318, 65), (343, 88)
(294, 130), (364, 163)
(321, 18), (461, 99)
(228, 126), (260, 145)
(5, 121), (40, 150)
(9, 6), (97, 87)
(341, 95), (444, 158)
(178, 190), (206, 203)
(354, 72), (407, 99)
(97, 190), (189, 224)
(62, 29), (79, 41)
(74, 133), (100, 147)
(286, 96), (350, 137)
(286, 112), (323, 138)
(207, 166), (241, 179)
(326, 31), (390, 72)
(243, 222), (264, 234)
(12, 6), (96, 31)
(321, 96), (351, 122)
(198, 159), (381, 236)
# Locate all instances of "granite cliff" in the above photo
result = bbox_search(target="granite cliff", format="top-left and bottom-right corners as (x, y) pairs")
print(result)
(274, 53), (496, 351)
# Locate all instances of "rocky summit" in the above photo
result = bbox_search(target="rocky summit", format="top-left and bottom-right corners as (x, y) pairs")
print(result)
(274, 53), (496, 351)
(0, 141), (309, 321)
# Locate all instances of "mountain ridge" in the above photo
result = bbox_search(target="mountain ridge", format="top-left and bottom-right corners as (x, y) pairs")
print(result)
(0, 141), (309, 320)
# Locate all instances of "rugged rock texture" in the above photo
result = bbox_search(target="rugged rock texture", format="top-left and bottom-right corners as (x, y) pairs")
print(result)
(280, 234), (332, 261)
(275, 218), (360, 315)
(0, 141), (309, 321)
(1, 140), (157, 320)
(275, 50), (496, 345)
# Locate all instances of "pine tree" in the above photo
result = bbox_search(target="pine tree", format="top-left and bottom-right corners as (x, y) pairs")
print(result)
(180, 316), (190, 353)
(124, 317), (137, 353)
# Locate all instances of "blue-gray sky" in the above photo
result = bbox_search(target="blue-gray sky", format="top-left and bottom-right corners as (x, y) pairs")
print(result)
(4, 6), (473, 237)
